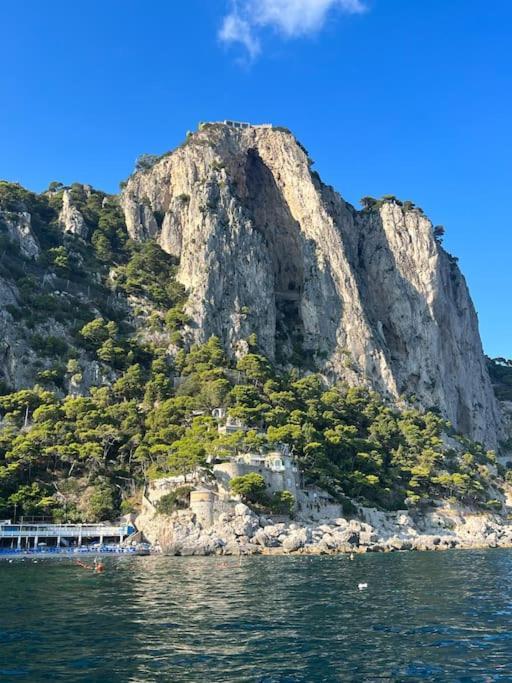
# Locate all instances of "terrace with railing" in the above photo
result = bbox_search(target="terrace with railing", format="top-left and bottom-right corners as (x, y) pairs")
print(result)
(0, 522), (133, 548)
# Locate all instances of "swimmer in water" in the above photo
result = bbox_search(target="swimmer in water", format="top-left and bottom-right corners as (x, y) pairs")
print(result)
(94, 558), (105, 573)
(75, 560), (93, 570)
(76, 558), (105, 572)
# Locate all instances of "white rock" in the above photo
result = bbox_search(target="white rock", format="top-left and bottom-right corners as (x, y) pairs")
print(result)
(58, 189), (89, 238)
(282, 528), (312, 553)
(234, 503), (252, 517)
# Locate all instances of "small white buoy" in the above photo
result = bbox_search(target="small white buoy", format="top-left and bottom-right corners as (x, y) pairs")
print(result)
(358, 582), (368, 590)
(350, 553), (355, 560)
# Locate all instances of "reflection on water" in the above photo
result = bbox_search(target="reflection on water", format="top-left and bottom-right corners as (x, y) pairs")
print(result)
(1, 550), (512, 681)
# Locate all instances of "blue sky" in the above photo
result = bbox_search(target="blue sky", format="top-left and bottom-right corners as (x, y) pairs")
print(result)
(1, 0), (511, 357)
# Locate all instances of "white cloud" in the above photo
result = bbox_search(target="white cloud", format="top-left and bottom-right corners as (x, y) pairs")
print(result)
(219, 0), (366, 57)
(219, 12), (261, 58)
(254, 0), (366, 36)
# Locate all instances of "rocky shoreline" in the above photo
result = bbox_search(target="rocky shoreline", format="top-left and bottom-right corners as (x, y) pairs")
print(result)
(136, 503), (512, 557)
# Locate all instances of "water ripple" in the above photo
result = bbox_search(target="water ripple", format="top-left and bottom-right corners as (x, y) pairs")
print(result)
(1, 550), (512, 680)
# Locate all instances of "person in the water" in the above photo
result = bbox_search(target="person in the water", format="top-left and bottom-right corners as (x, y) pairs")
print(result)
(94, 558), (104, 573)
(75, 558), (105, 573)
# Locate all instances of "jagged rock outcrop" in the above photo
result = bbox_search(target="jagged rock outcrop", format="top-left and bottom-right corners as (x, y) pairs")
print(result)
(121, 123), (501, 447)
(0, 210), (39, 259)
(58, 189), (88, 238)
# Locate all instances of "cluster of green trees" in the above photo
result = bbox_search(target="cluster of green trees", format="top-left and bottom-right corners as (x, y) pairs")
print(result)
(0, 181), (504, 524)
(113, 241), (187, 310)
(0, 181), (60, 249)
(230, 473), (295, 514)
(358, 195), (446, 242)
(0, 330), (501, 522)
(0, 182), (127, 329)
(0, 180), (189, 364)
(0, 182), (192, 520)
(359, 195), (426, 215)
(156, 486), (192, 515)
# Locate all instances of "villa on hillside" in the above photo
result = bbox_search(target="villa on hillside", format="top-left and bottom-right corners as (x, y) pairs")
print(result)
(234, 451), (287, 472)
(212, 408), (250, 436)
(213, 444), (301, 498)
(217, 416), (247, 435)
(142, 406), (343, 524)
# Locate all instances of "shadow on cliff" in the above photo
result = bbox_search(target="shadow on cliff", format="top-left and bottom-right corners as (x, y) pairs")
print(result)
(241, 148), (342, 366)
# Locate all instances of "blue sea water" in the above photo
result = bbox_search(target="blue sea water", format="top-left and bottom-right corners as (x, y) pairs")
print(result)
(1, 550), (512, 681)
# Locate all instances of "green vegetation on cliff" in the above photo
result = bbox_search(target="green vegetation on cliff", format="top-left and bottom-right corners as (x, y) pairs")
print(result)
(0, 181), (505, 522)
(0, 332), (501, 521)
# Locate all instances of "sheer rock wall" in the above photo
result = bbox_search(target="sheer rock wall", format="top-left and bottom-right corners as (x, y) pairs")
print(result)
(120, 123), (502, 447)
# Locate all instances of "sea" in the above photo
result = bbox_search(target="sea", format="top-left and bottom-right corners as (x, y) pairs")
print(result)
(1, 550), (512, 681)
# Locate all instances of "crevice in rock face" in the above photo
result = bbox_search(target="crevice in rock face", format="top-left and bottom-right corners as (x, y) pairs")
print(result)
(243, 148), (306, 362)
(457, 389), (472, 436)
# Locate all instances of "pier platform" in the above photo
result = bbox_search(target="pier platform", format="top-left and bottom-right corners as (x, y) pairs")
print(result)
(0, 521), (134, 549)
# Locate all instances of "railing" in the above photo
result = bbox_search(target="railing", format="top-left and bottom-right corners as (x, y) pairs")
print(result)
(0, 524), (132, 538)
(0, 545), (138, 555)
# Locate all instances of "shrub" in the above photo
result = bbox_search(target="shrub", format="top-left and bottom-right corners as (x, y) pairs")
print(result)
(79, 317), (112, 348)
(31, 335), (68, 357)
(229, 473), (266, 502)
(113, 241), (185, 309)
(85, 484), (116, 522)
(382, 194), (400, 204)
(484, 499), (502, 512)
(135, 154), (159, 172)
(165, 307), (190, 331)
(270, 490), (295, 514)
(169, 331), (184, 346)
(433, 225), (446, 240)
(36, 368), (65, 388)
(48, 246), (71, 272)
(359, 196), (377, 210)
(156, 486), (192, 515)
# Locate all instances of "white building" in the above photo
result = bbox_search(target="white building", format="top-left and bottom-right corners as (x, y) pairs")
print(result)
(235, 451), (287, 473)
(223, 120), (273, 129)
(217, 416), (247, 435)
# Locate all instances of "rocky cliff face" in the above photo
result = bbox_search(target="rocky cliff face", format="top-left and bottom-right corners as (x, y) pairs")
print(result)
(58, 189), (88, 238)
(0, 209), (40, 259)
(121, 123), (501, 447)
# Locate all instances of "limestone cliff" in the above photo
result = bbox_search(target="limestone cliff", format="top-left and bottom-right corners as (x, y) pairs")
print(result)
(121, 122), (501, 447)
(0, 209), (39, 259)
(58, 189), (88, 238)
